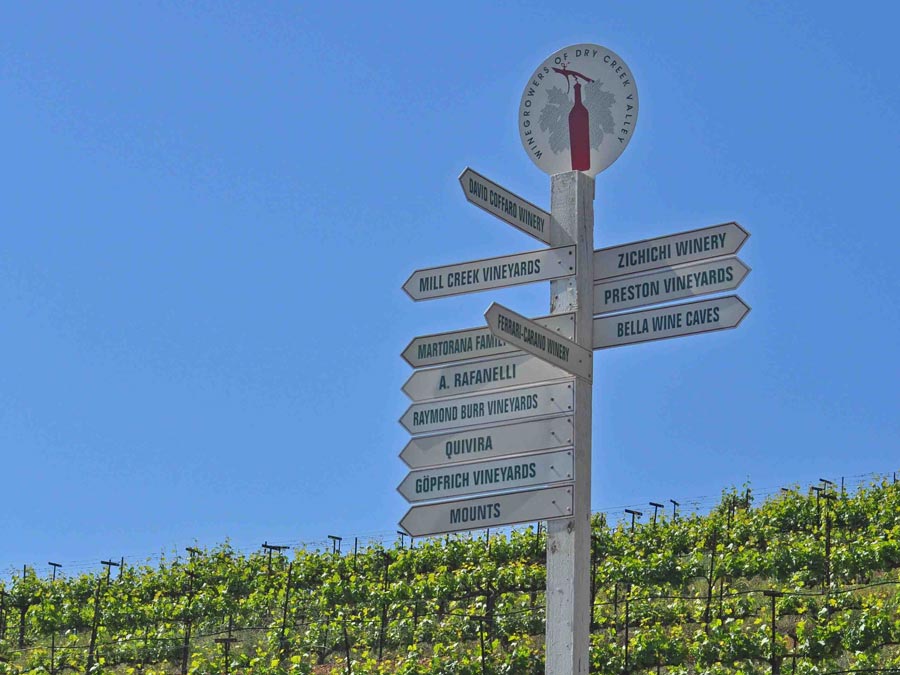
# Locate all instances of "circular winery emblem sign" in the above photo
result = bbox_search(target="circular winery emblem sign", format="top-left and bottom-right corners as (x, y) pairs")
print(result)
(518, 44), (639, 177)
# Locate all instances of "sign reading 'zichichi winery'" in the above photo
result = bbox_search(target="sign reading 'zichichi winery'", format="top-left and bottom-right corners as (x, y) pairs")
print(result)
(518, 44), (639, 177)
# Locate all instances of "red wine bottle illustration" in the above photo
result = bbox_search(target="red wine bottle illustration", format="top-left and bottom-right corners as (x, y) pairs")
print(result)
(569, 82), (590, 170)
(552, 65), (595, 171)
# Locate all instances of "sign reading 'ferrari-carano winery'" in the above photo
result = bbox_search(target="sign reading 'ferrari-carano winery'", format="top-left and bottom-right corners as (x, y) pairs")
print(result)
(398, 44), (750, 547)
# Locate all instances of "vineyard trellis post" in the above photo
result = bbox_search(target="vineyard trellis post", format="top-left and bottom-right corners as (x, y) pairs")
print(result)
(48, 562), (62, 675)
(86, 558), (119, 672)
(279, 561), (294, 660)
(181, 569), (197, 675)
(214, 615), (237, 675)
(764, 590), (782, 675)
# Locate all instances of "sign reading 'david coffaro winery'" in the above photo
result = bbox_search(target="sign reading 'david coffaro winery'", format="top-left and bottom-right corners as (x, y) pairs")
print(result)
(458, 168), (552, 244)
(519, 44), (639, 177)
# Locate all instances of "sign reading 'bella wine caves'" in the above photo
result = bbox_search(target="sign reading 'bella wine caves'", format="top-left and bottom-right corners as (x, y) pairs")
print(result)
(518, 44), (639, 177)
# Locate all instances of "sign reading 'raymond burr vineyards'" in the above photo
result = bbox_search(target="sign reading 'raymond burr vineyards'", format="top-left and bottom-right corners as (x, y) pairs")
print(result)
(518, 44), (639, 177)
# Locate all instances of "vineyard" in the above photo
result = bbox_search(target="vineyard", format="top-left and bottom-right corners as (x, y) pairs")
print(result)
(2, 476), (899, 675)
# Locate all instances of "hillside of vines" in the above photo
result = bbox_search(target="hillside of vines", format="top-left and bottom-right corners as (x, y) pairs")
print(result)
(2, 475), (899, 674)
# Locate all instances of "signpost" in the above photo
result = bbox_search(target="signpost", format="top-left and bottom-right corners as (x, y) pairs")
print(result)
(458, 168), (552, 244)
(402, 352), (570, 402)
(402, 313), (574, 369)
(593, 256), (750, 315)
(399, 484), (573, 538)
(403, 245), (575, 301)
(397, 449), (574, 503)
(593, 295), (750, 349)
(400, 41), (751, 675)
(399, 381), (574, 436)
(485, 302), (593, 381)
(593, 221), (749, 280)
(399, 415), (574, 469)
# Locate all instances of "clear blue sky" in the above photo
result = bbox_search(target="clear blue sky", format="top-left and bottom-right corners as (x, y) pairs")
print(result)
(2, 2), (898, 575)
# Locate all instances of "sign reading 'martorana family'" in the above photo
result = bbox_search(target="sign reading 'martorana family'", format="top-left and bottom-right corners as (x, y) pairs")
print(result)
(402, 313), (575, 369)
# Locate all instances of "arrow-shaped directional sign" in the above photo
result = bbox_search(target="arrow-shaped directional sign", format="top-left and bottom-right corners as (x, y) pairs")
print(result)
(593, 222), (749, 281)
(403, 352), (570, 402)
(399, 484), (573, 537)
(593, 257), (751, 315)
(397, 449), (574, 503)
(485, 303), (592, 381)
(400, 415), (574, 469)
(400, 381), (574, 436)
(403, 246), (575, 301)
(459, 168), (552, 244)
(593, 295), (750, 349)
(402, 313), (574, 369)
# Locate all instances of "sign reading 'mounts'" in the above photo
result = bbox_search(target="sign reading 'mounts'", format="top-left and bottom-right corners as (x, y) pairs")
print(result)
(518, 44), (639, 177)
(399, 484), (573, 537)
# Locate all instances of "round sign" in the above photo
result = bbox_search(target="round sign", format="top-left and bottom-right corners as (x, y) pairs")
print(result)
(518, 44), (639, 177)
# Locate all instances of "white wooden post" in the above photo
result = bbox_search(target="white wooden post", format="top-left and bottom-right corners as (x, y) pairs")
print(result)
(546, 170), (594, 675)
